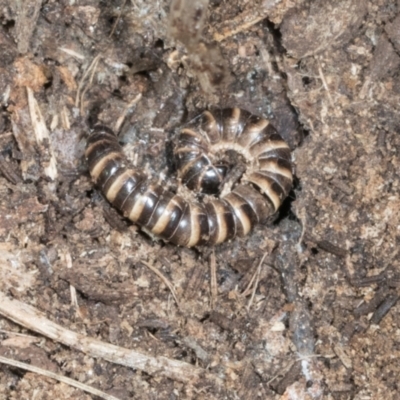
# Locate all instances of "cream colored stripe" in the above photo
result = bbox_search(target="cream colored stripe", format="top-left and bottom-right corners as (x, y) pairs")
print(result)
(244, 173), (281, 211)
(258, 160), (293, 180)
(178, 155), (203, 177)
(105, 169), (132, 202)
(235, 207), (251, 235)
(226, 108), (241, 128)
(187, 203), (202, 247)
(178, 152), (214, 178)
(224, 194), (252, 235)
(255, 170), (291, 194)
(174, 146), (201, 154)
(90, 152), (121, 182)
(232, 208), (251, 235)
(85, 137), (115, 158)
(222, 108), (241, 141)
(213, 201), (228, 244)
(180, 128), (206, 141)
(128, 194), (147, 223)
(202, 111), (219, 144)
(250, 140), (289, 157)
(232, 107), (241, 121)
(203, 111), (217, 127)
(151, 196), (180, 235)
(237, 119), (269, 148)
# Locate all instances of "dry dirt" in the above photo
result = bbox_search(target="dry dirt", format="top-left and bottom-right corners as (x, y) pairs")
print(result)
(0, 0), (399, 399)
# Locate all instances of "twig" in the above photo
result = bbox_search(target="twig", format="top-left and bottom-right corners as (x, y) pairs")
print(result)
(109, 0), (127, 38)
(0, 355), (121, 400)
(63, 250), (83, 318)
(140, 261), (181, 309)
(75, 54), (102, 111)
(114, 93), (142, 133)
(212, 9), (267, 42)
(79, 55), (102, 115)
(209, 250), (218, 309)
(0, 291), (207, 384)
(240, 264), (259, 298)
(317, 61), (335, 109)
(240, 252), (268, 299)
(246, 252), (268, 311)
(266, 360), (296, 385)
(211, 0), (299, 42)
(27, 87), (58, 180)
(59, 47), (85, 60)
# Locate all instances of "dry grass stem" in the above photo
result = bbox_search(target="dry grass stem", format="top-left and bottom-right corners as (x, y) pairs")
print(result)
(246, 252), (268, 311)
(0, 355), (121, 400)
(0, 291), (206, 384)
(75, 54), (102, 112)
(140, 261), (181, 309)
(109, 0), (127, 38)
(114, 93), (142, 133)
(240, 252), (268, 299)
(209, 250), (218, 309)
(317, 62), (335, 109)
(27, 87), (58, 180)
(213, 9), (267, 42)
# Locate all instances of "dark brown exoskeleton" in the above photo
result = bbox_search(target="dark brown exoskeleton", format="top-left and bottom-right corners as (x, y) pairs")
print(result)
(85, 108), (293, 247)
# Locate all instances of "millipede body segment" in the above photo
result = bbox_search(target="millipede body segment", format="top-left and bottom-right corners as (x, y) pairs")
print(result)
(85, 108), (293, 247)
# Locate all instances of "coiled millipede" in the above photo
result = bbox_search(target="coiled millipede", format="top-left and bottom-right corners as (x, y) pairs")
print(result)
(86, 108), (293, 247)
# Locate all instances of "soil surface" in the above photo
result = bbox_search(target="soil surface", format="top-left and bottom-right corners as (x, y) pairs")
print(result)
(0, 0), (399, 399)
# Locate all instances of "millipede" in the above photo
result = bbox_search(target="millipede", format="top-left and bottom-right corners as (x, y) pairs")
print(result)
(85, 108), (293, 247)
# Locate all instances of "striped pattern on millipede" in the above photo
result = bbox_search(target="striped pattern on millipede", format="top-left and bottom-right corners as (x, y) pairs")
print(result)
(85, 108), (293, 247)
